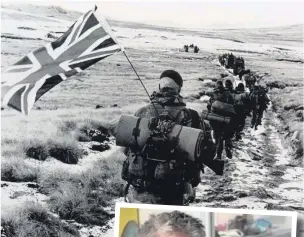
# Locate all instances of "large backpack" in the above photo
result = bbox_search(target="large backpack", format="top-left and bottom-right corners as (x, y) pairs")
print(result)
(250, 88), (267, 109)
(122, 106), (201, 189)
(210, 91), (236, 117)
(233, 92), (249, 108)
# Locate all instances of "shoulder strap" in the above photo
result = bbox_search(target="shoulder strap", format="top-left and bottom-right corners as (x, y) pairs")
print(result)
(132, 118), (142, 148)
(188, 109), (200, 128)
(175, 107), (193, 126)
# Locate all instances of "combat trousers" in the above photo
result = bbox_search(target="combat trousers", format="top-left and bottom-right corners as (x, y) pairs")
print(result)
(211, 121), (232, 159)
(235, 112), (246, 138)
(251, 108), (264, 128)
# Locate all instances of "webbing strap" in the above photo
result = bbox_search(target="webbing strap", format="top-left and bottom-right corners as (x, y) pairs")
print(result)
(171, 125), (183, 153)
(132, 118), (142, 148)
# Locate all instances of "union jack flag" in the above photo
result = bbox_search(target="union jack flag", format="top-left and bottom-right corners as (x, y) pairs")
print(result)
(1, 6), (123, 115)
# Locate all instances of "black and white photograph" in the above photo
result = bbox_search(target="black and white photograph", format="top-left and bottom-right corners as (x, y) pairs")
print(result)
(1, 0), (303, 236)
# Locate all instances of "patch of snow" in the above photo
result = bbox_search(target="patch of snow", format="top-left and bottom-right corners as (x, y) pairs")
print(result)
(200, 95), (210, 102)
(1, 181), (48, 215)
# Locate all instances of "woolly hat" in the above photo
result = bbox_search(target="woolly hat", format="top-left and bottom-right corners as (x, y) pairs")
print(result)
(237, 83), (245, 91)
(160, 70), (183, 88)
(225, 79), (233, 87)
(215, 80), (224, 89)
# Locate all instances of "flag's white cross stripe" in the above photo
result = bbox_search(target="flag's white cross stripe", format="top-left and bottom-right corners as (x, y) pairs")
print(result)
(49, 13), (104, 60)
(3, 52), (42, 86)
(76, 10), (94, 40)
(20, 84), (29, 115)
(49, 11), (86, 59)
(6, 65), (32, 70)
(3, 84), (27, 106)
(79, 35), (111, 58)
(59, 60), (73, 71)
(27, 74), (50, 112)
(3, 47), (72, 112)
(59, 73), (67, 80)
(70, 50), (120, 65)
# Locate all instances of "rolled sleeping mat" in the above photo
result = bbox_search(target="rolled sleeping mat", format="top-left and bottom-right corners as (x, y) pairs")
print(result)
(201, 111), (231, 124)
(211, 100), (236, 117)
(116, 115), (204, 161)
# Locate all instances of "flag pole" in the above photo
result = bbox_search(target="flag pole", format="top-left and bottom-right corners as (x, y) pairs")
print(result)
(95, 7), (159, 116)
(123, 51), (151, 100)
(122, 51), (160, 118)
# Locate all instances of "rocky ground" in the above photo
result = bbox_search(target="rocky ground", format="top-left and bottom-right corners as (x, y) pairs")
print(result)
(1, 3), (303, 237)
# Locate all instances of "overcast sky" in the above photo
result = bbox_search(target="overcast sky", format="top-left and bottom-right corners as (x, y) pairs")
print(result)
(2, 0), (304, 29)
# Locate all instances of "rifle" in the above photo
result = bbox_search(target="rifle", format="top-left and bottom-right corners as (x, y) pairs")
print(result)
(202, 158), (224, 176)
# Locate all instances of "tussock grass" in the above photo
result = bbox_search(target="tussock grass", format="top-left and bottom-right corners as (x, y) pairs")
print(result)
(1, 156), (38, 182)
(48, 137), (82, 164)
(1, 105), (139, 183)
(38, 169), (80, 195)
(40, 151), (125, 226)
(22, 136), (82, 164)
(57, 120), (78, 134)
(48, 182), (114, 226)
(24, 139), (49, 161)
(1, 202), (80, 237)
(82, 155), (125, 196)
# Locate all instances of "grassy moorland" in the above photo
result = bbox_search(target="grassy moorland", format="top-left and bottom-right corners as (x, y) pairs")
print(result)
(1, 3), (303, 236)
(1, 6), (223, 234)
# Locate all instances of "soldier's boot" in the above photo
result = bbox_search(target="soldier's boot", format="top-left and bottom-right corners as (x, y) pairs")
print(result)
(183, 182), (195, 205)
(225, 148), (232, 159)
(214, 143), (223, 160)
(214, 134), (223, 160)
(251, 117), (255, 128)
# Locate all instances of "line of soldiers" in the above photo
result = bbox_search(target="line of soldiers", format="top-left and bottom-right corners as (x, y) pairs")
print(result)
(218, 53), (270, 129)
(184, 44), (200, 53)
(218, 53), (251, 79)
(218, 53), (263, 92)
(202, 79), (270, 161)
(120, 66), (270, 205)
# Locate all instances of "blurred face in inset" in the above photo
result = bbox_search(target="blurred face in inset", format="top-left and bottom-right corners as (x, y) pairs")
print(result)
(156, 231), (189, 237)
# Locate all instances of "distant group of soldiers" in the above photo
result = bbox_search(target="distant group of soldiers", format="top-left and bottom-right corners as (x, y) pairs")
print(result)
(184, 44), (200, 53)
(120, 54), (270, 205)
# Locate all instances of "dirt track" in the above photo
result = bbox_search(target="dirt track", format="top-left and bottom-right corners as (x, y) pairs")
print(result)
(191, 66), (303, 212)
